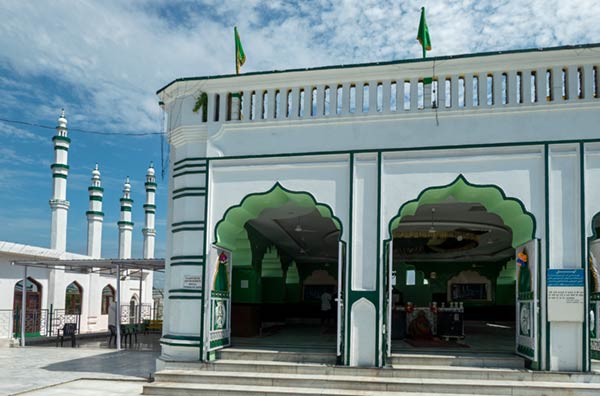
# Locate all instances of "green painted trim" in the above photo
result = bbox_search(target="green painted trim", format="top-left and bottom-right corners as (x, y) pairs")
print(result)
(200, 158), (210, 360)
(143, 204), (157, 209)
(52, 174), (68, 179)
(169, 295), (203, 300)
(172, 227), (205, 233)
(88, 186), (104, 192)
(86, 210), (104, 216)
(52, 135), (71, 143)
(169, 289), (203, 293)
(376, 152), (382, 366)
(54, 146), (68, 152)
(145, 210), (156, 214)
(90, 196), (102, 202)
(580, 142), (589, 370)
(387, 174), (536, 249)
(173, 193), (207, 200)
(159, 340), (202, 348)
(203, 138), (600, 163)
(145, 182), (158, 187)
(345, 153), (354, 365)
(173, 187), (207, 195)
(544, 144), (550, 371)
(174, 157), (207, 166)
(163, 334), (203, 341)
(120, 206), (132, 212)
(120, 198), (134, 203)
(170, 262), (205, 267)
(117, 221), (134, 226)
(173, 221), (205, 227)
(173, 170), (207, 178)
(157, 43), (600, 94)
(213, 182), (343, 248)
(50, 163), (69, 170)
(173, 163), (208, 173)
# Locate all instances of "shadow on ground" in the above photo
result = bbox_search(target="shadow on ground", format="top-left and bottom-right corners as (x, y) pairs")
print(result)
(42, 350), (159, 378)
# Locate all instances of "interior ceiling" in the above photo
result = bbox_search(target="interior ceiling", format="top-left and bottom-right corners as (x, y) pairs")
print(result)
(246, 198), (515, 265)
(394, 198), (514, 262)
(246, 202), (340, 264)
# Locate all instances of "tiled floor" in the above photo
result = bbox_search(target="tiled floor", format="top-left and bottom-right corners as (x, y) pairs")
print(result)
(0, 344), (158, 395)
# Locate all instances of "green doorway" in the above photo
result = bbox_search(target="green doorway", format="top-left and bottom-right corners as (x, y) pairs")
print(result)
(213, 183), (344, 353)
(385, 175), (537, 363)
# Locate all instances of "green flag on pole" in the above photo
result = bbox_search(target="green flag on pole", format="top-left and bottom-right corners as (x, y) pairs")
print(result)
(416, 7), (431, 59)
(234, 26), (246, 75)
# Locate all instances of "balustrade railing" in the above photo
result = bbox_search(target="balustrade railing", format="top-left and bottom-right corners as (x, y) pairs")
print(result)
(173, 54), (599, 127)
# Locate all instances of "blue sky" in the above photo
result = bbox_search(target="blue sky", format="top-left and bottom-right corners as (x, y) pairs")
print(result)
(0, 0), (599, 263)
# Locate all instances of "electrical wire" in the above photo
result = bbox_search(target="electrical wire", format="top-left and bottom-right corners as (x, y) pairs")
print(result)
(0, 117), (165, 136)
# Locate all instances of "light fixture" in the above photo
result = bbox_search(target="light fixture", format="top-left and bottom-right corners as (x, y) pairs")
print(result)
(428, 207), (436, 233)
(457, 235), (463, 241)
(294, 224), (303, 232)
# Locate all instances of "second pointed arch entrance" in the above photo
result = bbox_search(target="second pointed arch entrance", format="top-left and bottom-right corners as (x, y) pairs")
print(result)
(208, 183), (346, 359)
(384, 175), (539, 367)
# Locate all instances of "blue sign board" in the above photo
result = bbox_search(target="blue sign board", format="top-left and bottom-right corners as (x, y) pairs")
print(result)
(547, 269), (584, 287)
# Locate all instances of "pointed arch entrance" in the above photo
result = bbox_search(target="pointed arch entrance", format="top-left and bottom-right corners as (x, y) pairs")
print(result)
(384, 175), (538, 366)
(209, 183), (345, 359)
(13, 277), (42, 336)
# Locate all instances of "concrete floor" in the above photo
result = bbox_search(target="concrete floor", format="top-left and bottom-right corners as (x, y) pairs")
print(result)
(0, 336), (159, 396)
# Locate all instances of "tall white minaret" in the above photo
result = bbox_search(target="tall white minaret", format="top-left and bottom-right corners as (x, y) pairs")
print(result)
(49, 109), (70, 252)
(118, 177), (133, 259)
(142, 162), (157, 259)
(86, 164), (104, 258)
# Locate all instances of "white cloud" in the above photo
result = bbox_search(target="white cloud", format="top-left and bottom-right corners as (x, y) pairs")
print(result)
(0, 0), (599, 136)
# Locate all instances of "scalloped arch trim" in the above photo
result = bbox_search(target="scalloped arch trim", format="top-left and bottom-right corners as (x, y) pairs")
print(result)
(388, 175), (536, 247)
(215, 182), (342, 249)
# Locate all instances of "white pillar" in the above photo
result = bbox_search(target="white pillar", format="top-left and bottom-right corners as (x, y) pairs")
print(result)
(143, 163), (157, 259)
(118, 177), (133, 259)
(49, 109), (70, 252)
(86, 164), (104, 258)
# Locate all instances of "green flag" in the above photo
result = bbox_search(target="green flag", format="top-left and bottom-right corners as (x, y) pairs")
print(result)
(234, 26), (246, 75)
(416, 7), (431, 58)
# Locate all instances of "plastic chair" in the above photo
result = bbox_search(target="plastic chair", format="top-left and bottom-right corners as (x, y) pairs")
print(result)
(56, 323), (77, 347)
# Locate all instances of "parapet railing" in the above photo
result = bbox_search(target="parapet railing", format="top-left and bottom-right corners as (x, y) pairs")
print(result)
(179, 54), (600, 126)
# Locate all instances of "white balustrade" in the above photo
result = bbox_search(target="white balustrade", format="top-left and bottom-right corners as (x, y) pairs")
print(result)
(178, 55), (599, 127)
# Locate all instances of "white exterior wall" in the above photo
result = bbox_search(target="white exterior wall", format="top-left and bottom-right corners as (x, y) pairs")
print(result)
(159, 45), (600, 369)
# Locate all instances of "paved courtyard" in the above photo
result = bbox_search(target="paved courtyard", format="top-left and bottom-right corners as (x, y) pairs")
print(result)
(0, 340), (158, 395)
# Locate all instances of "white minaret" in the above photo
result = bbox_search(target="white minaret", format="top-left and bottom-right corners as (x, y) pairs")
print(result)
(86, 164), (104, 258)
(49, 109), (70, 252)
(142, 162), (157, 259)
(118, 177), (133, 259)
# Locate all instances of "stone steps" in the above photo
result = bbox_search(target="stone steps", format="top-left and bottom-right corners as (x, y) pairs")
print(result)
(144, 370), (600, 396)
(389, 352), (525, 368)
(146, 350), (600, 396)
(186, 359), (600, 383)
(216, 348), (337, 364)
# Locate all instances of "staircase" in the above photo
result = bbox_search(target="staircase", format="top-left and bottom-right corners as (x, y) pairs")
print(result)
(144, 349), (600, 395)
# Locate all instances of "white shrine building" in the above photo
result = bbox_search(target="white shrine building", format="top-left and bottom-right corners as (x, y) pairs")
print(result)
(0, 111), (156, 343)
(156, 44), (600, 372)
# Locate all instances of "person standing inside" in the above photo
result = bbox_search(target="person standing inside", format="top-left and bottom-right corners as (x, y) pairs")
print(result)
(320, 289), (333, 327)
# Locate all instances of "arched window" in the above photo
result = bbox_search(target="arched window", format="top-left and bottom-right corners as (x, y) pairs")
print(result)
(129, 294), (138, 323)
(13, 277), (42, 334)
(65, 281), (83, 315)
(101, 285), (115, 315)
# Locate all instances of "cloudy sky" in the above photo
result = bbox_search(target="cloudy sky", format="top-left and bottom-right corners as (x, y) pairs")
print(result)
(0, 0), (599, 264)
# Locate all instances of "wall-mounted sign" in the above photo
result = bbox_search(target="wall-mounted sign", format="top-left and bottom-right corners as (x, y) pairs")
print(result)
(547, 269), (584, 322)
(183, 275), (203, 290)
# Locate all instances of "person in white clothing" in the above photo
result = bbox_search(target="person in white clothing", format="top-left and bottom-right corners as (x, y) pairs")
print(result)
(320, 290), (333, 326)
